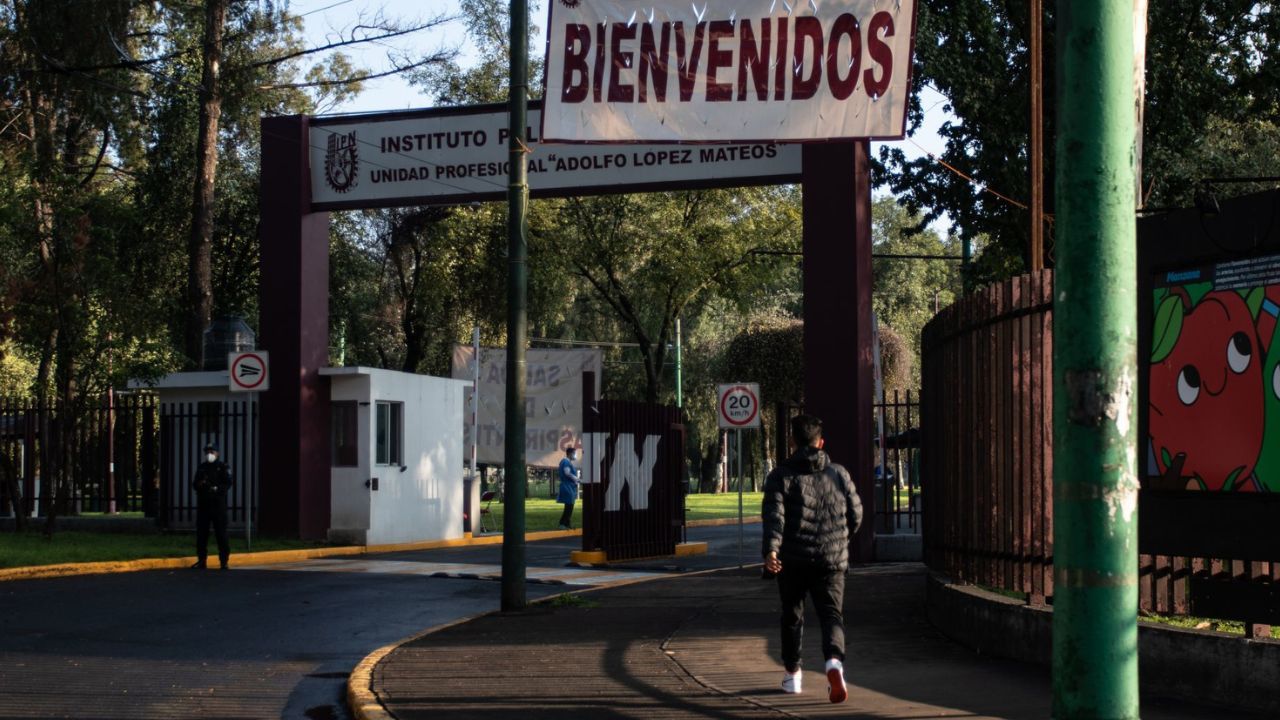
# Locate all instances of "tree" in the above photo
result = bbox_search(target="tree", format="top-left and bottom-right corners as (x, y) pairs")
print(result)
(172, 1), (455, 368)
(880, 1), (1280, 284)
(411, 0), (544, 106)
(536, 187), (801, 403)
(871, 197), (963, 387)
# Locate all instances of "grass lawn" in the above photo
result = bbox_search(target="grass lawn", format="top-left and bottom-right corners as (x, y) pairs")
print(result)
(685, 492), (764, 521)
(480, 492), (766, 533)
(481, 497), (582, 533)
(0, 530), (319, 569)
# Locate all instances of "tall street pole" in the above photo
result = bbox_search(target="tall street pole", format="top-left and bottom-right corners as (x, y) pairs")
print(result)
(501, 0), (529, 612)
(1053, 1), (1139, 718)
(1029, 0), (1045, 272)
(674, 318), (683, 409)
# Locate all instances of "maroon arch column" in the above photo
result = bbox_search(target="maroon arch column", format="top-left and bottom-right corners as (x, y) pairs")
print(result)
(802, 141), (875, 563)
(259, 115), (332, 540)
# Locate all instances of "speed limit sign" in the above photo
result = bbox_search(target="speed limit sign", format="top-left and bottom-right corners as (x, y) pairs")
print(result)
(717, 383), (761, 429)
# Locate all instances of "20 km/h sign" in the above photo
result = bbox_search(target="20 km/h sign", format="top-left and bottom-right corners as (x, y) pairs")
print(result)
(718, 383), (761, 429)
(229, 352), (269, 393)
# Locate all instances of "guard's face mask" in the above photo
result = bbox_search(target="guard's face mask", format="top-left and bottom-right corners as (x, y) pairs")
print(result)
(206, 453), (217, 463)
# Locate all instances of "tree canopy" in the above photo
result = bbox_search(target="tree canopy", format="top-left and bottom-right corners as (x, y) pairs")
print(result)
(881, 1), (1280, 284)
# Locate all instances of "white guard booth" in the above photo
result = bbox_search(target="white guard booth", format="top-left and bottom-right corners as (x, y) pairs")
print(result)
(320, 367), (470, 546)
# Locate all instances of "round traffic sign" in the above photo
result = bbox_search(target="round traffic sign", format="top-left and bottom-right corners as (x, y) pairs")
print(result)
(719, 384), (760, 428)
(230, 353), (268, 391)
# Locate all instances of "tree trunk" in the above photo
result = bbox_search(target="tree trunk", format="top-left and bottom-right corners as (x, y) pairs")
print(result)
(0, 451), (26, 533)
(184, 0), (229, 369)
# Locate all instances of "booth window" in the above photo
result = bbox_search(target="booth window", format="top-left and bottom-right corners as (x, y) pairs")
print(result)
(375, 401), (403, 466)
(331, 401), (358, 467)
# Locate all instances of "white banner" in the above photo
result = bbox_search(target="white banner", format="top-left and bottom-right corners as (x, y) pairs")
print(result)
(542, 0), (917, 143)
(309, 106), (800, 208)
(451, 346), (603, 469)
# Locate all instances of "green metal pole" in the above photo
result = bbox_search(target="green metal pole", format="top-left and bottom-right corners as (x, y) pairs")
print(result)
(1053, 1), (1139, 718)
(501, 0), (529, 612)
(674, 318), (683, 408)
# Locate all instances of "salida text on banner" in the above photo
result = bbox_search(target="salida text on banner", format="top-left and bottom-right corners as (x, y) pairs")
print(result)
(451, 345), (603, 469)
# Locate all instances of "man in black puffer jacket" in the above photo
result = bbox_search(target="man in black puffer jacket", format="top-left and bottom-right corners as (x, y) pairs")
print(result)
(762, 414), (863, 704)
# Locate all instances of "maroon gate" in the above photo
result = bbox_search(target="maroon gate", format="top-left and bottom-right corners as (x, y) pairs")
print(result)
(580, 379), (687, 561)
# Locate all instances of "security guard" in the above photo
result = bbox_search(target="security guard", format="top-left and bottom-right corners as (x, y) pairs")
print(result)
(192, 441), (233, 570)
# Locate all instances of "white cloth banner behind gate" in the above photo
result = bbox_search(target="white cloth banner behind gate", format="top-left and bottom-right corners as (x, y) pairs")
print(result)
(451, 346), (603, 469)
(542, 0), (918, 143)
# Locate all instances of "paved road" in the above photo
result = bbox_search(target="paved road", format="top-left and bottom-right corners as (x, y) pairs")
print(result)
(0, 524), (753, 720)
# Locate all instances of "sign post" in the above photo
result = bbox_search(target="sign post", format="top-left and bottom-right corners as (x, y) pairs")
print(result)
(229, 351), (268, 550)
(718, 383), (761, 568)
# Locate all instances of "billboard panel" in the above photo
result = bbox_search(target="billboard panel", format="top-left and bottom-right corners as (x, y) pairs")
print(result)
(1147, 253), (1280, 491)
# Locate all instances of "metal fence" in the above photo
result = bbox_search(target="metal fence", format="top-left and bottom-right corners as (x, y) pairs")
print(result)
(921, 270), (1278, 633)
(0, 395), (158, 519)
(921, 270), (1058, 604)
(159, 400), (259, 530)
(875, 389), (921, 535)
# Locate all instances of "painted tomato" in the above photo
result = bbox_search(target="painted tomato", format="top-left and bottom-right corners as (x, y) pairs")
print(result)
(1149, 290), (1264, 490)
(1252, 286), (1280, 491)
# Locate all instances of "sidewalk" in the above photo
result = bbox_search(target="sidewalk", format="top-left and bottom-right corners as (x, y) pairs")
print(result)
(365, 564), (1259, 720)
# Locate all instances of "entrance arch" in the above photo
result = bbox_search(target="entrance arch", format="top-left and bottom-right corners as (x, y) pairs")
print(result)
(256, 106), (873, 562)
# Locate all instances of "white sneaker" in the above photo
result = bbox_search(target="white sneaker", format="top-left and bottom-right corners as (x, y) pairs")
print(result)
(825, 658), (847, 704)
(781, 671), (803, 694)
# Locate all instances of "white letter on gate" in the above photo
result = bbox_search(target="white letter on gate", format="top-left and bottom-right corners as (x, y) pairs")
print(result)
(582, 432), (610, 484)
(604, 434), (661, 511)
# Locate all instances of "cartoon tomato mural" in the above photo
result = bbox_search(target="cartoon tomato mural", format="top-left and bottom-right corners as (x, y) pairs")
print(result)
(1251, 286), (1280, 491)
(1149, 290), (1265, 490)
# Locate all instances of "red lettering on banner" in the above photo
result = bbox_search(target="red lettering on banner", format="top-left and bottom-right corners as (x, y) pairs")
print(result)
(675, 22), (707, 102)
(774, 17), (789, 101)
(792, 17), (823, 100)
(705, 20), (735, 102)
(737, 19), (772, 101)
(864, 11), (895, 97)
(552, 10), (902, 110)
(638, 22), (671, 102)
(609, 22), (637, 102)
(827, 14), (861, 101)
(593, 23), (607, 102)
(562, 24), (591, 103)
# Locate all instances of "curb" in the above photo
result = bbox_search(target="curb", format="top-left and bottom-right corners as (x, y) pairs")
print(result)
(0, 520), (751, 582)
(346, 563), (761, 720)
(686, 516), (762, 528)
(0, 528), (581, 583)
(347, 611), (491, 720)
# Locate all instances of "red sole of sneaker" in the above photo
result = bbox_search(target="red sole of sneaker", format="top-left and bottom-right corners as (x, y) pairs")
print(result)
(827, 669), (848, 704)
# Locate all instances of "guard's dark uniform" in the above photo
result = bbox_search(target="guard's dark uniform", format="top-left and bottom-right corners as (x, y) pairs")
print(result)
(193, 455), (233, 569)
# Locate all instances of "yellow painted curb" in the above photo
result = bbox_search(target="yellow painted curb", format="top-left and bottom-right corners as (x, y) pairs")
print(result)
(347, 610), (491, 720)
(675, 541), (709, 557)
(687, 516), (762, 528)
(0, 529), (583, 583)
(570, 550), (608, 564)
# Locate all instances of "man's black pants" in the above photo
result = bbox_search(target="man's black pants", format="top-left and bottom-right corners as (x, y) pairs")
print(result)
(196, 499), (230, 567)
(777, 563), (846, 672)
(558, 500), (574, 528)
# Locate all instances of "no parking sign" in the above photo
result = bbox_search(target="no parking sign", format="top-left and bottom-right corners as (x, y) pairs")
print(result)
(717, 384), (761, 430)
